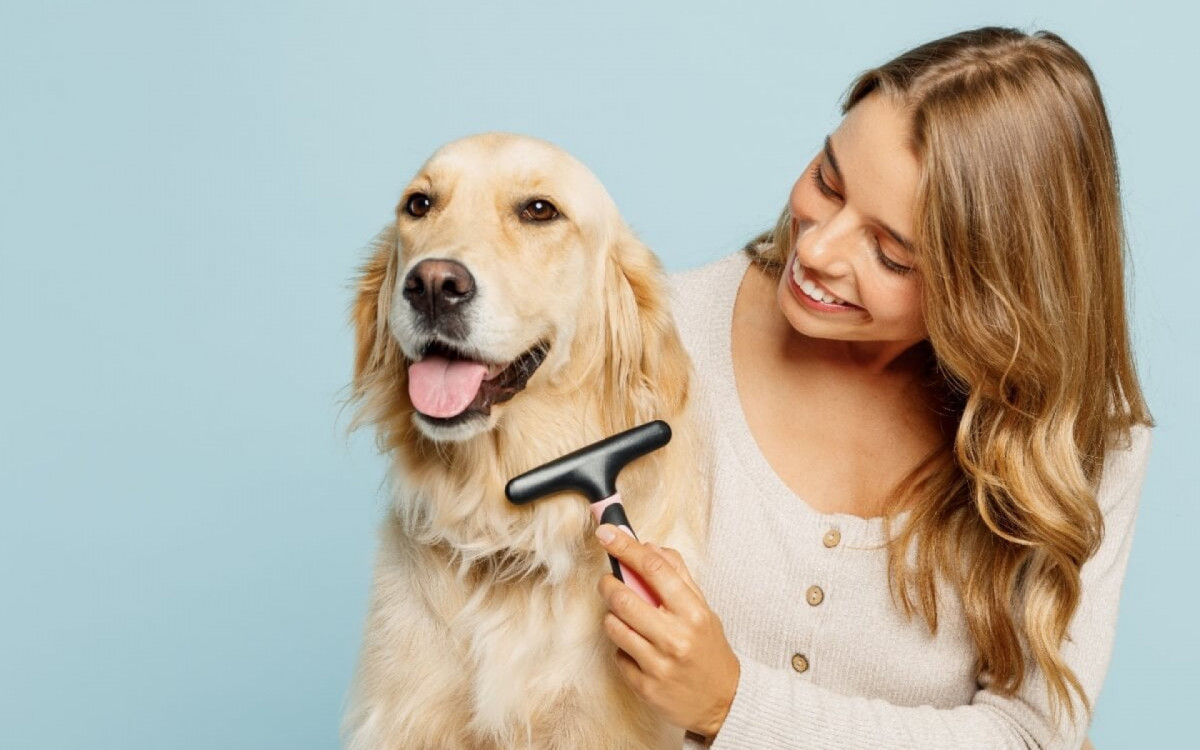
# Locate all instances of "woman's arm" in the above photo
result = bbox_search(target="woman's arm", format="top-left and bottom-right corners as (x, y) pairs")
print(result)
(597, 426), (1150, 749)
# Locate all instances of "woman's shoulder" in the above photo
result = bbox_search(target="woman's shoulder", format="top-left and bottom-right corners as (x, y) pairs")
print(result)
(665, 250), (750, 355)
(1106, 423), (1152, 477)
(1095, 422), (1152, 516)
(667, 251), (751, 317)
(667, 250), (750, 294)
(1123, 422), (1152, 455)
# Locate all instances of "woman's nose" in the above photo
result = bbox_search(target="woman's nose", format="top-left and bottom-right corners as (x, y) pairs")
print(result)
(794, 213), (856, 276)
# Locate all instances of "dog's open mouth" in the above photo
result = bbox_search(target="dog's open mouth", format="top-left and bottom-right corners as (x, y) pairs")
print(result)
(407, 340), (550, 424)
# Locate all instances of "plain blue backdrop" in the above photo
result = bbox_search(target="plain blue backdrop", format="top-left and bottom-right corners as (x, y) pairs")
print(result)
(2, 1), (1195, 748)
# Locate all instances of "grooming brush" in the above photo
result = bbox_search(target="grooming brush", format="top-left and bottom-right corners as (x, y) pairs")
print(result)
(505, 420), (673, 606)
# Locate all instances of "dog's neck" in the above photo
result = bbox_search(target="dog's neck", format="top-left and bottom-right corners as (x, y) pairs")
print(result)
(393, 402), (627, 584)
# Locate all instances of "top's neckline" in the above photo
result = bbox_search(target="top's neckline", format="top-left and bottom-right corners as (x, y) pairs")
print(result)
(709, 251), (903, 548)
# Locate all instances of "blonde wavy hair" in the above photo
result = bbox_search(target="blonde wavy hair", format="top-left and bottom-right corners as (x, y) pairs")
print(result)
(749, 27), (1152, 720)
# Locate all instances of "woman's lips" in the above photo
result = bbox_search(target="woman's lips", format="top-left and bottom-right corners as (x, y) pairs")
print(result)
(788, 256), (861, 311)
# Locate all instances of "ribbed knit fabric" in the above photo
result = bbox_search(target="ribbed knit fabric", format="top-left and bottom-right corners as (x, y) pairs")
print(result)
(670, 251), (1151, 749)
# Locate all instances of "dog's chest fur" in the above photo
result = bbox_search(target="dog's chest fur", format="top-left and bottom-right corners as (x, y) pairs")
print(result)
(355, 509), (676, 750)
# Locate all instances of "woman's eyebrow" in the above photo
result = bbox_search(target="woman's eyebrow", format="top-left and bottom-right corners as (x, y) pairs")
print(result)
(824, 136), (916, 256)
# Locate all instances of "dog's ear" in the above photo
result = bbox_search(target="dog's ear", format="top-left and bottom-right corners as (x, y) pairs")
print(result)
(601, 225), (691, 432)
(350, 224), (405, 434)
(353, 224), (399, 384)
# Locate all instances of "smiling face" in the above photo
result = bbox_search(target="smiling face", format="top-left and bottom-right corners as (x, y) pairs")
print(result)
(778, 93), (927, 354)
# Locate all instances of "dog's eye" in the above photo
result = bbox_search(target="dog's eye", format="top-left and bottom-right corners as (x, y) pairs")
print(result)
(405, 193), (432, 218)
(520, 199), (559, 222)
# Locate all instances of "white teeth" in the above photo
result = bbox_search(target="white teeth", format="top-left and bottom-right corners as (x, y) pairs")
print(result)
(793, 261), (847, 306)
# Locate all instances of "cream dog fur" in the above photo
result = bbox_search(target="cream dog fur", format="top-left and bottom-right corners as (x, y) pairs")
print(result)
(343, 133), (707, 750)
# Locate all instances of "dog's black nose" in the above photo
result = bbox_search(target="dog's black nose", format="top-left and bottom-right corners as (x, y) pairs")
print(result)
(403, 259), (476, 319)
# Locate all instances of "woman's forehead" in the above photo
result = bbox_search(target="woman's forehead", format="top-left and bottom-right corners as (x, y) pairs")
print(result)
(830, 95), (920, 236)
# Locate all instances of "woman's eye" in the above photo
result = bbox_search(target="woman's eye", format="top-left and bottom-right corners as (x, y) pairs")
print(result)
(874, 241), (914, 275)
(405, 193), (432, 218)
(521, 199), (559, 222)
(810, 164), (841, 200)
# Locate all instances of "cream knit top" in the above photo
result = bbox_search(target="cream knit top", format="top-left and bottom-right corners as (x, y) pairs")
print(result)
(669, 251), (1151, 749)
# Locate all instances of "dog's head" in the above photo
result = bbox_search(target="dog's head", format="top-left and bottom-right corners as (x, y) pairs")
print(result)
(350, 133), (689, 447)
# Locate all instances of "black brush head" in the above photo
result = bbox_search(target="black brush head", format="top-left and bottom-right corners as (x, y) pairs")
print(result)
(505, 420), (672, 505)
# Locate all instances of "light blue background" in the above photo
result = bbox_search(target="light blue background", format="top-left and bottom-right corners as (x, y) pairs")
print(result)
(2, 1), (1194, 748)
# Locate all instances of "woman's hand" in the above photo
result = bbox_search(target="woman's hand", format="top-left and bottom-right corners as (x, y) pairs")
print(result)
(594, 524), (740, 739)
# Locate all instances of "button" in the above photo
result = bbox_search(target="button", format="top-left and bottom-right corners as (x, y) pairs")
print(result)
(823, 529), (841, 548)
(806, 585), (825, 606)
(791, 653), (809, 673)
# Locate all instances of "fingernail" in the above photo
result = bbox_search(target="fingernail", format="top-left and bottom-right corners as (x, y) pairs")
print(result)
(595, 525), (617, 544)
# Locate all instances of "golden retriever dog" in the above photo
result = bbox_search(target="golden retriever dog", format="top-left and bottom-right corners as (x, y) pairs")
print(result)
(343, 133), (707, 750)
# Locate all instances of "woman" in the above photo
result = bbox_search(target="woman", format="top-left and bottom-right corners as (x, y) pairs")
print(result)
(594, 27), (1152, 749)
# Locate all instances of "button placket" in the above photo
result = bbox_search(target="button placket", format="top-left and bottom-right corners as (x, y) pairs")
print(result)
(793, 526), (841, 676)
(807, 528), (837, 609)
(786, 527), (846, 681)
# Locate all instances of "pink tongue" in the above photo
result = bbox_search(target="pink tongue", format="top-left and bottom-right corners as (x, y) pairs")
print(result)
(407, 356), (488, 419)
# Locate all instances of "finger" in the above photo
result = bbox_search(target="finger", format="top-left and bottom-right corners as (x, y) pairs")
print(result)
(601, 609), (659, 674)
(598, 572), (674, 652)
(613, 647), (651, 696)
(596, 525), (699, 615)
(648, 544), (703, 597)
(641, 544), (718, 639)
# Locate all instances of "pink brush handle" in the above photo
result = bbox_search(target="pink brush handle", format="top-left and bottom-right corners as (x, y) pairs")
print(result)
(591, 493), (661, 608)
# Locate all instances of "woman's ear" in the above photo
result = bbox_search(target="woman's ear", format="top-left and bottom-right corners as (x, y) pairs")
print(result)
(602, 225), (692, 431)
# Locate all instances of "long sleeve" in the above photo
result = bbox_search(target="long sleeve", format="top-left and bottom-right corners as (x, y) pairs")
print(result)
(703, 426), (1151, 750)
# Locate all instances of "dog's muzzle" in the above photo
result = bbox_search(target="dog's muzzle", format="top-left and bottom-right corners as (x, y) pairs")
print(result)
(398, 258), (551, 429)
(403, 258), (475, 339)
